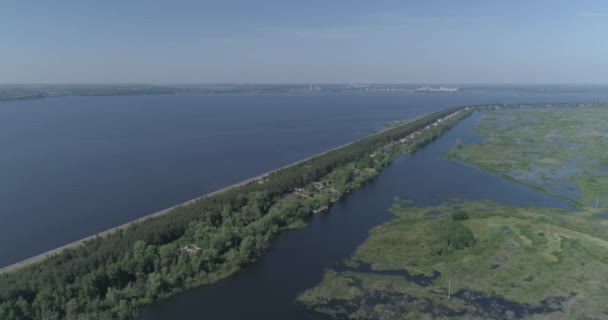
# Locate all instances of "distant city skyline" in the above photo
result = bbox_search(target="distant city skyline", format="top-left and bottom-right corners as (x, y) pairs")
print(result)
(2, 1), (608, 84)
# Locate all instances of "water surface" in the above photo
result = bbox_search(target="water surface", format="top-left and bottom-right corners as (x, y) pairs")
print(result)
(2, 90), (604, 267)
(137, 111), (573, 319)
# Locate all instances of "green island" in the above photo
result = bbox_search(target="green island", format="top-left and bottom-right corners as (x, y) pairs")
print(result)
(297, 200), (608, 319)
(0, 106), (470, 319)
(298, 104), (608, 319)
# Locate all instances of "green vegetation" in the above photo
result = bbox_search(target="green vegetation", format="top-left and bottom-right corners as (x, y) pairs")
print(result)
(451, 211), (469, 221)
(299, 104), (608, 319)
(449, 105), (608, 210)
(0, 84), (440, 102)
(298, 200), (608, 319)
(0, 107), (470, 319)
(0, 84), (176, 101)
(0, 89), (47, 101)
(427, 220), (475, 255)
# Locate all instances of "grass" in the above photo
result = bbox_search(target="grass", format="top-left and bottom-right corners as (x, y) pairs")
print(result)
(298, 201), (608, 319)
(448, 106), (608, 210)
(299, 106), (608, 319)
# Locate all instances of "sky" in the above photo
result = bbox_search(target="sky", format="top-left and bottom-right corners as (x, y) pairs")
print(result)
(1, 1), (608, 84)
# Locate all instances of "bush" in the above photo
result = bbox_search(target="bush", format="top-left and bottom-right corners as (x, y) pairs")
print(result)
(452, 211), (469, 221)
(428, 221), (475, 255)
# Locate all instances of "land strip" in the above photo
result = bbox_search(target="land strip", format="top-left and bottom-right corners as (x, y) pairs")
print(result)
(0, 107), (469, 275)
(0, 105), (474, 319)
(0, 114), (429, 274)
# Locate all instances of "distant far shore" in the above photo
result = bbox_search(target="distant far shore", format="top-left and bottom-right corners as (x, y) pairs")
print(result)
(3, 83), (608, 103)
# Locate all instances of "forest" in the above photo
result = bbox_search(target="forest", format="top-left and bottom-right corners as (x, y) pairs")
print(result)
(0, 106), (470, 320)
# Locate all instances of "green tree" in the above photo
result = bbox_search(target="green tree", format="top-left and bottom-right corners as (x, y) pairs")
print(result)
(452, 211), (469, 221)
(239, 235), (256, 261)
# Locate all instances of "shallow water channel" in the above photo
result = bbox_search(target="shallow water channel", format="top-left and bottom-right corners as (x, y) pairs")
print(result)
(138, 112), (573, 319)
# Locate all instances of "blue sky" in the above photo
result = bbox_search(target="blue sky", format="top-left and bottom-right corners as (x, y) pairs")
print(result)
(1, 1), (607, 84)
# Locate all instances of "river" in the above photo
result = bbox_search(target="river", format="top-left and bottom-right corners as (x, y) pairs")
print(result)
(137, 111), (574, 319)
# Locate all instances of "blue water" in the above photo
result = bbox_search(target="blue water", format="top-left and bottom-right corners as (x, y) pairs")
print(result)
(1, 90), (606, 268)
(137, 110), (573, 320)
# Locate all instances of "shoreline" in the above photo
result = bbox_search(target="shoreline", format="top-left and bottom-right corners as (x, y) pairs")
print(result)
(1, 112), (434, 274)
(2, 101), (598, 274)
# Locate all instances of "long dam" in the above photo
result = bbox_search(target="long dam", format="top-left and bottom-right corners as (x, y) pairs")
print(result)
(0, 108), (468, 274)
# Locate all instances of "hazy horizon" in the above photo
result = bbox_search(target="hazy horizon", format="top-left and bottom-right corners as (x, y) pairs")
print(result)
(2, 1), (608, 84)
(2, 83), (608, 86)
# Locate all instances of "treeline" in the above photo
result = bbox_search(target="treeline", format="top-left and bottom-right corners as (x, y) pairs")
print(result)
(0, 90), (48, 102)
(0, 107), (470, 320)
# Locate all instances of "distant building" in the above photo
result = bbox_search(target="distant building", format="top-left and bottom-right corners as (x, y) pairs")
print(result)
(255, 177), (269, 185)
(314, 180), (331, 190)
(182, 244), (201, 253)
(413, 86), (459, 93)
(294, 188), (313, 197)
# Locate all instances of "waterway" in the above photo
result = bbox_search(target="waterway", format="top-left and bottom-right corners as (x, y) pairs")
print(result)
(1, 90), (604, 268)
(137, 111), (574, 319)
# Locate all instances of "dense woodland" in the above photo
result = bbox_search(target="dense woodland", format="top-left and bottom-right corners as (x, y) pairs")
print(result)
(0, 106), (470, 320)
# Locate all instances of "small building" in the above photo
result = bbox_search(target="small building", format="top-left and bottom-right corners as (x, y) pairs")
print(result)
(314, 180), (331, 190)
(294, 188), (313, 197)
(182, 244), (201, 253)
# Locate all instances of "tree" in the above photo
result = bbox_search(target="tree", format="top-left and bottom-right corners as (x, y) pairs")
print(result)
(0, 106), (469, 319)
(428, 221), (475, 255)
(113, 299), (133, 320)
(239, 235), (256, 261)
(452, 211), (469, 221)
(146, 272), (165, 300)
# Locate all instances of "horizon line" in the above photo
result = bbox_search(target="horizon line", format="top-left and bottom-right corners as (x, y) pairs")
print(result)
(2, 82), (608, 86)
